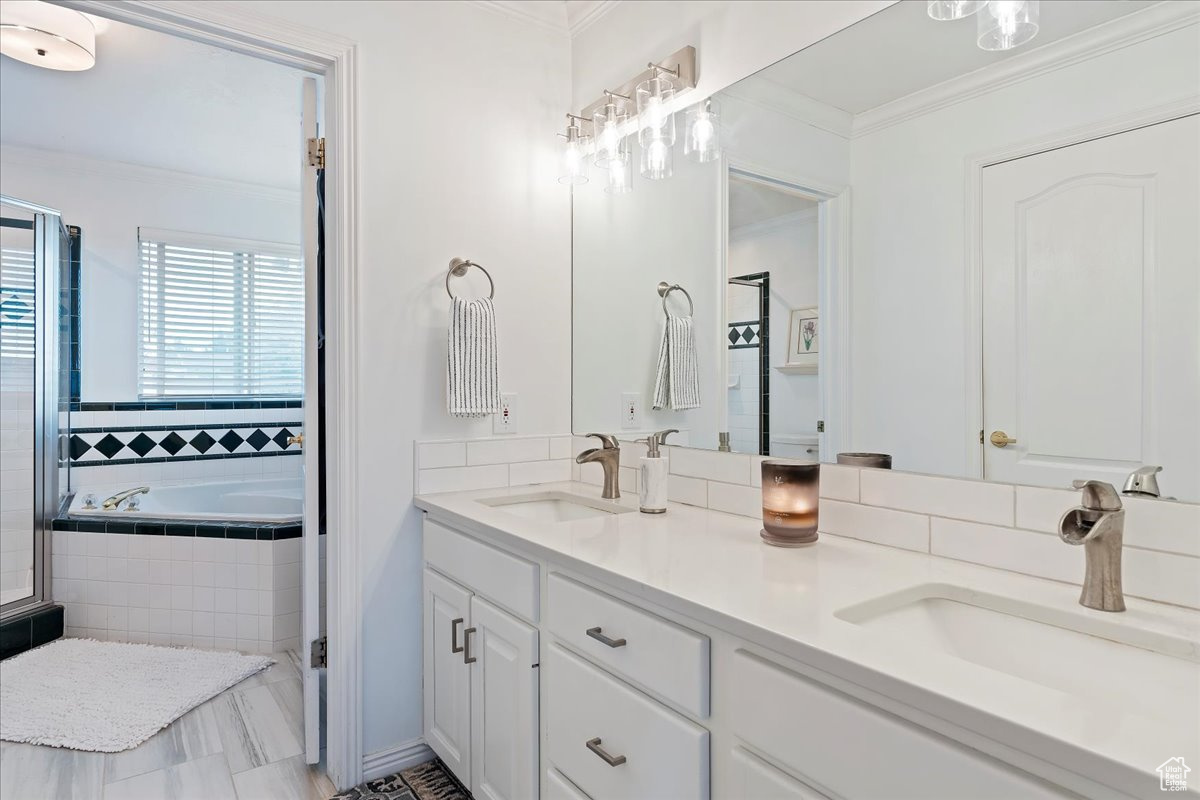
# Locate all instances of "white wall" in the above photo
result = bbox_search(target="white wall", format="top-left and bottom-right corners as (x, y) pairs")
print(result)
(571, 1), (897, 112)
(0, 147), (301, 400)
(847, 23), (1200, 476)
(236, 0), (572, 760)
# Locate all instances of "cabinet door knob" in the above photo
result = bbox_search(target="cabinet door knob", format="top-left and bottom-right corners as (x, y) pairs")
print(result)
(463, 626), (477, 664)
(586, 737), (627, 767)
(450, 617), (464, 654)
(586, 627), (627, 648)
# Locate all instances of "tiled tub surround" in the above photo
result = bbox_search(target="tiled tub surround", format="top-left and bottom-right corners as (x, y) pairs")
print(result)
(51, 531), (302, 654)
(68, 404), (303, 496)
(416, 434), (1200, 609)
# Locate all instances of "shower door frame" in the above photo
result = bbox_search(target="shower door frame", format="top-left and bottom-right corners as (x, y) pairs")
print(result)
(0, 196), (63, 621)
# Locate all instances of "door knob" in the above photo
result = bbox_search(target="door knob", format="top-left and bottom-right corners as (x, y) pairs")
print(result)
(989, 430), (1017, 448)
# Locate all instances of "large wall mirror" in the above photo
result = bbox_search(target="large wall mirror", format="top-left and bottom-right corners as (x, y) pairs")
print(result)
(572, 0), (1200, 502)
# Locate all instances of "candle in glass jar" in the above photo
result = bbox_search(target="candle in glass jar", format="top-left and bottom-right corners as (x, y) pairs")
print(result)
(760, 461), (820, 547)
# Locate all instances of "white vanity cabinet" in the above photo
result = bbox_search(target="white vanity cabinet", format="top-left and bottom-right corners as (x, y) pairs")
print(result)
(422, 522), (541, 800)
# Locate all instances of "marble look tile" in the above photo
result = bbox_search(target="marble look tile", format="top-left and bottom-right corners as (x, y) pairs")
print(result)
(212, 684), (302, 774)
(103, 751), (235, 800)
(0, 740), (105, 800)
(265, 677), (303, 737)
(104, 702), (222, 784)
(231, 754), (336, 800)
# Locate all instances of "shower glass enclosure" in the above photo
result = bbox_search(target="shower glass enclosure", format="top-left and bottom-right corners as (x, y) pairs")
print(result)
(1, 195), (67, 618)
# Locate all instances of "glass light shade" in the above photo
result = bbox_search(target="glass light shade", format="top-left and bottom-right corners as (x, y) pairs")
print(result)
(977, 0), (1039, 51)
(636, 76), (676, 147)
(558, 132), (590, 185)
(926, 0), (986, 20)
(760, 461), (820, 547)
(639, 137), (673, 181)
(0, 0), (95, 71)
(684, 99), (720, 163)
(605, 155), (632, 194)
(593, 106), (629, 167)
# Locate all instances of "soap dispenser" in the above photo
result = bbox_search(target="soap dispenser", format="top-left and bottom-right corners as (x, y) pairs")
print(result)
(638, 429), (677, 514)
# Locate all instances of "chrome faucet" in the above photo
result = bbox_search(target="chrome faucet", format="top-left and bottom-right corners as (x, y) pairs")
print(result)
(1122, 465), (1162, 498)
(1058, 480), (1125, 612)
(576, 434), (621, 499)
(102, 486), (150, 511)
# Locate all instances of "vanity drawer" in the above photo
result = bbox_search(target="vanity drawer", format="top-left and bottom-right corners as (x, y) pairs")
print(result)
(546, 644), (709, 800)
(423, 520), (539, 623)
(546, 768), (592, 800)
(730, 650), (1072, 799)
(547, 573), (709, 716)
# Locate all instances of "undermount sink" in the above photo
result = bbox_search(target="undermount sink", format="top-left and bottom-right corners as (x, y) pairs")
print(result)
(836, 584), (1199, 714)
(480, 491), (633, 523)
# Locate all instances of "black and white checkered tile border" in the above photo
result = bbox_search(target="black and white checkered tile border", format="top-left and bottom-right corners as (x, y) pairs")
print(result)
(69, 421), (303, 467)
(727, 321), (761, 349)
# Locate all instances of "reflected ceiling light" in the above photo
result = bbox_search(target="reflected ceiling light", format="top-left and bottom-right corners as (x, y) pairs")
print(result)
(684, 98), (720, 163)
(605, 155), (632, 195)
(593, 90), (630, 168)
(977, 0), (1039, 51)
(0, 0), (95, 71)
(557, 114), (592, 186)
(640, 137), (673, 181)
(926, 1), (986, 20)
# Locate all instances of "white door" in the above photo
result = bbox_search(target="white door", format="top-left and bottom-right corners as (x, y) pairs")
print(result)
(424, 568), (473, 784)
(300, 76), (322, 764)
(982, 115), (1199, 495)
(469, 595), (539, 800)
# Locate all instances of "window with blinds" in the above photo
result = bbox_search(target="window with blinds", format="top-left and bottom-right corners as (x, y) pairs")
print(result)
(0, 244), (35, 392)
(138, 229), (304, 398)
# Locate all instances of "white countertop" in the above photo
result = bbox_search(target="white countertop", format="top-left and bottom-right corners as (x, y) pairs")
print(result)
(415, 481), (1200, 798)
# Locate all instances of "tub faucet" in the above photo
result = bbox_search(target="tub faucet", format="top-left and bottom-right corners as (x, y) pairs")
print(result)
(577, 434), (621, 499)
(1058, 480), (1125, 612)
(102, 486), (150, 511)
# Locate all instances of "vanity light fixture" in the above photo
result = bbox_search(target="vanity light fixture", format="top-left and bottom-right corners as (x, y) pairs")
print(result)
(636, 65), (678, 149)
(926, 0), (986, 20)
(558, 114), (592, 186)
(977, 0), (1039, 51)
(0, 0), (96, 71)
(593, 91), (631, 168)
(605, 154), (633, 194)
(684, 98), (720, 163)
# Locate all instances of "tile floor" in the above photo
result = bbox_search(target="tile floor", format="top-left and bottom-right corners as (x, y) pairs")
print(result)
(0, 650), (333, 800)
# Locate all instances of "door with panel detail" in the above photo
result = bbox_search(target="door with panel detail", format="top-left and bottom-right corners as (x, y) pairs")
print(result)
(469, 595), (539, 800)
(423, 568), (472, 785)
(982, 115), (1199, 494)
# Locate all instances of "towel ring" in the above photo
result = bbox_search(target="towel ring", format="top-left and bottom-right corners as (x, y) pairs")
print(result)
(657, 281), (693, 318)
(446, 257), (495, 300)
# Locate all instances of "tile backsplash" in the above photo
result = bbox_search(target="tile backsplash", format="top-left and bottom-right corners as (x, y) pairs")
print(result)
(417, 433), (1200, 611)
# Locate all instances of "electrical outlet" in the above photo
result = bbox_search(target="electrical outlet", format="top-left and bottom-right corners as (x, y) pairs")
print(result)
(493, 393), (518, 434)
(620, 392), (641, 429)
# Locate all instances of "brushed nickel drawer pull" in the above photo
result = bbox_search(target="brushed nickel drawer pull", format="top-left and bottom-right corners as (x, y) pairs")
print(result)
(586, 737), (626, 767)
(451, 618), (464, 654)
(463, 626), (477, 664)
(586, 627), (627, 648)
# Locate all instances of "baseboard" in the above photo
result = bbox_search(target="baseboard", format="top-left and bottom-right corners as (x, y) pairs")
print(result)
(361, 738), (435, 782)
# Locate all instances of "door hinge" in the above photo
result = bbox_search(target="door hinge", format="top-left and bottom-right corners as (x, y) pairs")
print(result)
(307, 137), (325, 169)
(816, 419), (825, 433)
(310, 635), (327, 668)
(979, 429), (985, 444)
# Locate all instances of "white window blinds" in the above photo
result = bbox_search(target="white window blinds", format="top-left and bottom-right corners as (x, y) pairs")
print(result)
(138, 228), (303, 398)
(0, 244), (35, 392)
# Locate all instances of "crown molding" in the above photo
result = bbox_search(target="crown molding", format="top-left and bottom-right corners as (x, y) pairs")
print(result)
(470, 0), (569, 33)
(0, 143), (301, 204)
(852, 2), (1200, 138)
(566, 0), (620, 37)
(722, 80), (854, 140)
(730, 207), (819, 239)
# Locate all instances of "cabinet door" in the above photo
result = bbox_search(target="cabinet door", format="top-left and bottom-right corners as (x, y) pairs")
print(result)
(423, 568), (472, 786)
(731, 746), (832, 800)
(469, 595), (539, 800)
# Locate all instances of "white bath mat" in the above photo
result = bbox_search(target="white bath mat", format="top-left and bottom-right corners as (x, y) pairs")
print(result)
(0, 638), (273, 752)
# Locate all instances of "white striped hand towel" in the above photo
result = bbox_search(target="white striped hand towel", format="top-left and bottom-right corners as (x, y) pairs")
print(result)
(652, 313), (701, 410)
(447, 297), (501, 418)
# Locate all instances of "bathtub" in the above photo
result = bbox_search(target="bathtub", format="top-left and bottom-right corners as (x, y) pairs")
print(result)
(68, 477), (302, 523)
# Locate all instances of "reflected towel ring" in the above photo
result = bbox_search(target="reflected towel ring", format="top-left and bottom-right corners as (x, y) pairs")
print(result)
(446, 257), (495, 300)
(657, 281), (694, 318)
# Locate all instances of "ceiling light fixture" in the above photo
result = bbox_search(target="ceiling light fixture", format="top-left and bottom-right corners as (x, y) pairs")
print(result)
(926, 1), (987, 21)
(977, 0), (1039, 51)
(0, 0), (96, 71)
